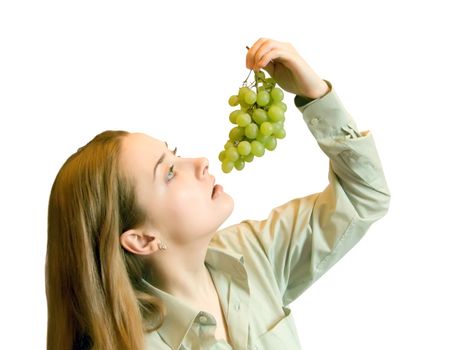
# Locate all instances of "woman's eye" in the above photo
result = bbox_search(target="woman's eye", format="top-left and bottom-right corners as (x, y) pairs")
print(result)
(166, 165), (175, 181)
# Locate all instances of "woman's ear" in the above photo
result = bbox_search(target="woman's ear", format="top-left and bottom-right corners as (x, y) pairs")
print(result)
(120, 229), (159, 255)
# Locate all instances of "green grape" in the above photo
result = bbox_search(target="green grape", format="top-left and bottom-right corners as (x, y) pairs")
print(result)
(265, 77), (276, 87)
(239, 100), (250, 110)
(255, 70), (265, 80)
(273, 101), (287, 112)
(260, 122), (273, 136)
(245, 123), (258, 139)
(225, 146), (239, 162)
(224, 140), (233, 150)
(237, 140), (251, 156)
(242, 153), (254, 162)
(272, 121), (283, 133)
(229, 126), (245, 142)
(244, 89), (257, 105)
(252, 108), (268, 125)
(273, 128), (286, 139)
(256, 90), (270, 107)
(229, 110), (242, 124)
(221, 69), (288, 172)
(234, 158), (245, 170)
(268, 105), (284, 122)
(236, 112), (251, 127)
(228, 95), (239, 106)
(270, 87), (284, 102)
(264, 136), (277, 151)
(255, 132), (269, 144)
(250, 140), (265, 157)
(238, 86), (251, 100)
(222, 159), (234, 173)
(238, 89), (251, 109)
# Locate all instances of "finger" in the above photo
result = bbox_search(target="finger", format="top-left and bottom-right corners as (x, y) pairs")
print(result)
(252, 41), (276, 71)
(253, 39), (289, 71)
(256, 47), (292, 71)
(246, 37), (269, 70)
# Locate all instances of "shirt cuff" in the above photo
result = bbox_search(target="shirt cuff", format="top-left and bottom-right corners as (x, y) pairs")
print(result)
(294, 80), (361, 140)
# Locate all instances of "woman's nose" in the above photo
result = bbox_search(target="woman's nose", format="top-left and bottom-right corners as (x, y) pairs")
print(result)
(196, 157), (209, 179)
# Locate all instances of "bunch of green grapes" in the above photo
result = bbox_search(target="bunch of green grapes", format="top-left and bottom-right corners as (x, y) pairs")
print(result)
(219, 70), (287, 173)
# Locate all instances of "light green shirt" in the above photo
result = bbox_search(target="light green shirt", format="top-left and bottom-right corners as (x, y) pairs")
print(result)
(142, 80), (391, 350)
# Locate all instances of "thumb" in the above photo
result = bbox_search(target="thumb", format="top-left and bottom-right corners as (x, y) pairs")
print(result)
(263, 61), (275, 77)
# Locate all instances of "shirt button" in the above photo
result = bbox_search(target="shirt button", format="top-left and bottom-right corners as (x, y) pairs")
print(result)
(234, 302), (240, 311)
(310, 118), (319, 126)
(199, 315), (207, 323)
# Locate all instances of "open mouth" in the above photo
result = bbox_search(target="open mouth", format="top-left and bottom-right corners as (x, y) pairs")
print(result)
(211, 184), (223, 199)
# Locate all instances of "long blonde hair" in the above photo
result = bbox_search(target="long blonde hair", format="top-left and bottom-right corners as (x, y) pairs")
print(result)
(46, 130), (165, 350)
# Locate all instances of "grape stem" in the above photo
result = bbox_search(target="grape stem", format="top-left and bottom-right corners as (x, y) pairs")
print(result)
(242, 69), (252, 87)
(243, 45), (253, 87)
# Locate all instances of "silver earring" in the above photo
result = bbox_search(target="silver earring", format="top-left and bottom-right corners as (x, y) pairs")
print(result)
(158, 240), (168, 251)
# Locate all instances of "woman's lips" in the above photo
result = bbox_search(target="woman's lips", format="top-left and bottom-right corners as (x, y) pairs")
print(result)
(212, 184), (223, 199)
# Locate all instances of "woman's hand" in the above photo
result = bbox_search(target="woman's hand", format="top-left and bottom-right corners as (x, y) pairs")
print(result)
(246, 38), (329, 99)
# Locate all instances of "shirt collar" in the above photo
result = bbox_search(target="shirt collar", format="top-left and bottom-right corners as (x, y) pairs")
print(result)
(141, 246), (245, 350)
(206, 245), (245, 275)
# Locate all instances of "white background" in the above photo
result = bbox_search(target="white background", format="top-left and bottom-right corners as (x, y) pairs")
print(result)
(1, 0), (458, 349)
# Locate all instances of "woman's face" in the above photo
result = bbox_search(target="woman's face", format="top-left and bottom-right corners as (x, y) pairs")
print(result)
(119, 132), (234, 245)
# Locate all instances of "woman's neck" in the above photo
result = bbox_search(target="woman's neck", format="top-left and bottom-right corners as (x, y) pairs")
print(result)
(146, 238), (216, 304)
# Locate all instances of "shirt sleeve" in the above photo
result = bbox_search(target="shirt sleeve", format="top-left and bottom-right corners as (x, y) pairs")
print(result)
(240, 80), (391, 306)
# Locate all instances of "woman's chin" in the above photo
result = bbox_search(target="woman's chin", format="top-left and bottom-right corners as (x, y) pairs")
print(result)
(220, 194), (235, 221)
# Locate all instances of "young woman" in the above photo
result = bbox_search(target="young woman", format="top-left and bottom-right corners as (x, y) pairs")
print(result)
(46, 38), (390, 350)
